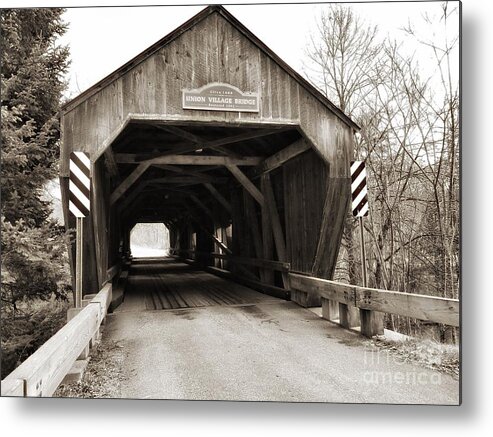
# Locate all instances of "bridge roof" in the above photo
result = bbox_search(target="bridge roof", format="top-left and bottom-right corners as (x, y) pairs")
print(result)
(61, 4), (359, 131)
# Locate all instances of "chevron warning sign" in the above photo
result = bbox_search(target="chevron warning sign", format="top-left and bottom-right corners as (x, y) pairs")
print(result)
(69, 151), (91, 217)
(351, 160), (369, 217)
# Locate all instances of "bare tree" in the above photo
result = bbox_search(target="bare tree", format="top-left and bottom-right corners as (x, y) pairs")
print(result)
(304, 4), (382, 116)
(304, 3), (459, 341)
(304, 4), (384, 285)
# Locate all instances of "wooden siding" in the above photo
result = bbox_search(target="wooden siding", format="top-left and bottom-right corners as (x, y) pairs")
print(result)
(60, 7), (355, 289)
(283, 150), (327, 274)
(60, 10), (353, 178)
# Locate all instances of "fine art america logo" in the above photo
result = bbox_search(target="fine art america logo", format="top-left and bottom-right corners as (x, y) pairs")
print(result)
(182, 83), (259, 113)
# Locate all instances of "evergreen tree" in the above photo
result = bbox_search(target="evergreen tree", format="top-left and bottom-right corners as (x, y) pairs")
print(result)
(1, 8), (69, 225)
(1, 8), (71, 376)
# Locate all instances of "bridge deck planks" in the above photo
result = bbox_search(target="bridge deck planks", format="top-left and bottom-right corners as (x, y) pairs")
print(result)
(117, 258), (280, 312)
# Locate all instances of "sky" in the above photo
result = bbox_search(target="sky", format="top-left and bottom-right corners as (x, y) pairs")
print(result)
(49, 1), (459, 99)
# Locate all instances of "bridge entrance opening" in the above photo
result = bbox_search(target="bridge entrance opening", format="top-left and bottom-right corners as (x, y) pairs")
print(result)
(130, 222), (170, 258)
(60, 5), (357, 313)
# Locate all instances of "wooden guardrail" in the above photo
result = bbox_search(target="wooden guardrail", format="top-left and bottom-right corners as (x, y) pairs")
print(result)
(289, 273), (459, 337)
(174, 249), (290, 272)
(1, 283), (112, 397)
(106, 263), (121, 283)
(173, 249), (291, 299)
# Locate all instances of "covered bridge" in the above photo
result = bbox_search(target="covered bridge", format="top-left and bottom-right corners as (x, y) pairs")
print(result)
(59, 5), (358, 309)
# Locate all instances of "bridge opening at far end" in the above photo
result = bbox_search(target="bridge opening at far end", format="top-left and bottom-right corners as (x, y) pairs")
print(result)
(130, 222), (170, 258)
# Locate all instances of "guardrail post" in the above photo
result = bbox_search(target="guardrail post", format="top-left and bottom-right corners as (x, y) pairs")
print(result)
(358, 289), (384, 337)
(321, 298), (339, 321)
(360, 309), (384, 337)
(339, 303), (359, 329)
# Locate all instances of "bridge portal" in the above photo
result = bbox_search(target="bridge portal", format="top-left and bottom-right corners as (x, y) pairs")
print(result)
(59, 5), (358, 309)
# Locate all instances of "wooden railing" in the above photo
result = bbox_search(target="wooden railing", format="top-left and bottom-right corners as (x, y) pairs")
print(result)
(172, 249), (290, 299)
(1, 283), (112, 397)
(172, 249), (290, 272)
(289, 273), (459, 336)
(167, 250), (460, 337)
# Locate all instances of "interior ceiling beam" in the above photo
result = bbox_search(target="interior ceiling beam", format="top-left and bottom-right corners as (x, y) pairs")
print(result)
(115, 154), (263, 166)
(203, 183), (232, 213)
(133, 127), (287, 163)
(151, 186), (194, 195)
(160, 126), (241, 158)
(146, 176), (228, 185)
(189, 194), (214, 221)
(110, 163), (150, 205)
(152, 164), (217, 182)
(116, 180), (150, 211)
(250, 138), (310, 179)
(156, 125), (242, 159)
(225, 163), (265, 207)
(122, 185), (195, 218)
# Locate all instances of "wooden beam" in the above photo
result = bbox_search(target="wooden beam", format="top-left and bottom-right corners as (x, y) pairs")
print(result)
(188, 214), (232, 255)
(157, 125), (203, 143)
(156, 125), (243, 158)
(205, 266), (290, 300)
(261, 175), (275, 285)
(251, 138), (311, 179)
(321, 297), (340, 322)
(144, 127), (286, 162)
(262, 173), (286, 262)
(243, 190), (265, 281)
(134, 127), (282, 162)
(355, 287), (459, 328)
(104, 148), (120, 179)
(116, 180), (150, 211)
(289, 273), (460, 327)
(206, 252), (290, 271)
(153, 164), (216, 182)
(226, 164), (264, 207)
(1, 284), (111, 397)
(203, 183), (232, 213)
(147, 176), (227, 185)
(110, 163), (150, 205)
(116, 154), (263, 166)
(1, 378), (24, 396)
(189, 194), (214, 221)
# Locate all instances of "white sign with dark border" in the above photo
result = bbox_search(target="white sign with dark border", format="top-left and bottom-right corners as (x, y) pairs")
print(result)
(182, 82), (259, 113)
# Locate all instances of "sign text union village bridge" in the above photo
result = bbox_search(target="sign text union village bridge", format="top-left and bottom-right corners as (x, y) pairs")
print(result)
(1, 6), (459, 402)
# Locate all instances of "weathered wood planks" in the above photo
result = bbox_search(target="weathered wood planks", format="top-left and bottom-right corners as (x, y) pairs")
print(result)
(60, 7), (355, 177)
(116, 154), (263, 166)
(226, 164), (265, 206)
(289, 273), (459, 328)
(250, 138), (311, 179)
(203, 183), (232, 213)
(1, 284), (112, 397)
(110, 163), (150, 205)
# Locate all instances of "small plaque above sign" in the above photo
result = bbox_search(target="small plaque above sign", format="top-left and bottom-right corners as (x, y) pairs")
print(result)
(182, 83), (259, 113)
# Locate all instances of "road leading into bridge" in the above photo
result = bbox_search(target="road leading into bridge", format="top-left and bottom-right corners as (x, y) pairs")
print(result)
(103, 259), (459, 404)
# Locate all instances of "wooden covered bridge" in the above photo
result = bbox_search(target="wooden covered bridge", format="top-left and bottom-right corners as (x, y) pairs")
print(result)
(59, 5), (356, 311)
(1, 6), (459, 402)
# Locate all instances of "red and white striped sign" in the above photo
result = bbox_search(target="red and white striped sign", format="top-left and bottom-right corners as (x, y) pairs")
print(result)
(350, 160), (369, 217)
(69, 152), (91, 217)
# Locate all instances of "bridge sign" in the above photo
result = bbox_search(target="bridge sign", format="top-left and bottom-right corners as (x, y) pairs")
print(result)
(69, 151), (91, 217)
(350, 160), (369, 217)
(182, 82), (259, 113)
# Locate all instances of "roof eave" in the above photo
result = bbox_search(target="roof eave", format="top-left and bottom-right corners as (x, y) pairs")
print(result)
(61, 4), (360, 131)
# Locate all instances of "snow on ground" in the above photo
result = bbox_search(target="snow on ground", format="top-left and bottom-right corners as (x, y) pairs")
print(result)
(131, 245), (169, 258)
